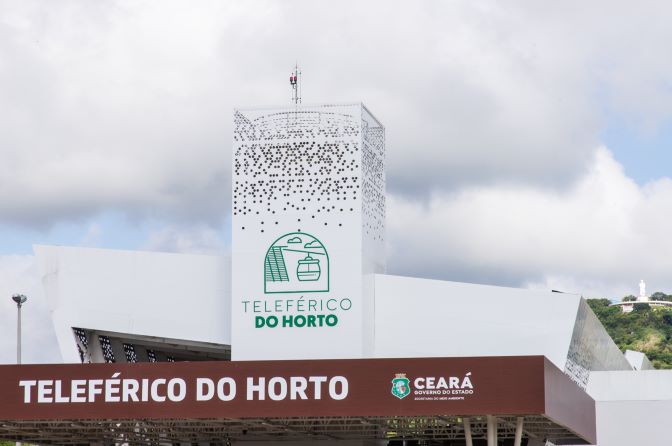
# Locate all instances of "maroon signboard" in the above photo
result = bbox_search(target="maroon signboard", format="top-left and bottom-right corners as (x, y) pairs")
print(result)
(0, 356), (594, 442)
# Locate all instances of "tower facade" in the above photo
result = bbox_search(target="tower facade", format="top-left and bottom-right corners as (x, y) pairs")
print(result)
(231, 103), (385, 360)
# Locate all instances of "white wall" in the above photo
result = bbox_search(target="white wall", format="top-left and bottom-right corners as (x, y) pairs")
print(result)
(592, 400), (672, 445)
(586, 370), (672, 446)
(588, 370), (672, 400)
(624, 349), (654, 370)
(373, 274), (581, 369)
(34, 245), (230, 363)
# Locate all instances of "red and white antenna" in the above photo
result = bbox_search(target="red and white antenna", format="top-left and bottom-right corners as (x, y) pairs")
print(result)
(289, 63), (301, 105)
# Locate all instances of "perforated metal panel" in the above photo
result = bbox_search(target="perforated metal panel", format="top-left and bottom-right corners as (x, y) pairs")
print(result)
(98, 336), (115, 364)
(123, 343), (138, 363)
(146, 349), (157, 363)
(361, 106), (385, 245)
(72, 328), (91, 364)
(233, 104), (385, 245)
(564, 299), (632, 388)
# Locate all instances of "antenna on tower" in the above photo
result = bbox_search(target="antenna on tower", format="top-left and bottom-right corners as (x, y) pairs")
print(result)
(289, 63), (301, 105)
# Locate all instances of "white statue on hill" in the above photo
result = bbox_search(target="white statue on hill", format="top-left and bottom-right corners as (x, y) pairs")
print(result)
(639, 279), (648, 302)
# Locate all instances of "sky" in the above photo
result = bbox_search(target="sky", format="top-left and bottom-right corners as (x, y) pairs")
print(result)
(1, 0), (672, 363)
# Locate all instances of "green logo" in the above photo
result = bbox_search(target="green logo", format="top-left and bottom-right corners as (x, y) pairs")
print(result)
(391, 373), (411, 399)
(264, 232), (330, 294)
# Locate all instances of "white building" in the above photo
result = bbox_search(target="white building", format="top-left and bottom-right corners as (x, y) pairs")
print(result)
(31, 103), (672, 446)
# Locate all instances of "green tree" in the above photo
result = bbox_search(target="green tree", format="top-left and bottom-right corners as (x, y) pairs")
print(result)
(588, 297), (672, 369)
(651, 292), (672, 302)
(633, 303), (651, 312)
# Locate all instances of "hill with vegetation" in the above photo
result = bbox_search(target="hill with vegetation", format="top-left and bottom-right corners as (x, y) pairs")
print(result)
(588, 295), (672, 369)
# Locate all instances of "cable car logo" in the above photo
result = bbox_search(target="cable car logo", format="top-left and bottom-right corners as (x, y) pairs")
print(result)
(264, 232), (330, 294)
(297, 254), (321, 281)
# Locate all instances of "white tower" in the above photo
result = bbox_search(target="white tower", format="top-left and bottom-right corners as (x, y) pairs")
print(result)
(231, 103), (385, 360)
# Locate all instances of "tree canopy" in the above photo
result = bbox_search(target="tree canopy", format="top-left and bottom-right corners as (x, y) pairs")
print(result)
(588, 297), (672, 369)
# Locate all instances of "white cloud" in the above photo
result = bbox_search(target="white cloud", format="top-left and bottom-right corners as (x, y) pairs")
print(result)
(141, 224), (226, 255)
(79, 222), (102, 247)
(387, 147), (672, 299)
(1, 0), (672, 228)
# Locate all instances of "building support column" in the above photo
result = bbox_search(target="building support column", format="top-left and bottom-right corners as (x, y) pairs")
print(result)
(514, 417), (524, 446)
(463, 417), (473, 446)
(487, 415), (497, 446)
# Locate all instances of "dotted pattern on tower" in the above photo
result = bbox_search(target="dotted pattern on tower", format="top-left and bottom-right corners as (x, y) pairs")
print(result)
(361, 106), (385, 243)
(233, 105), (384, 237)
